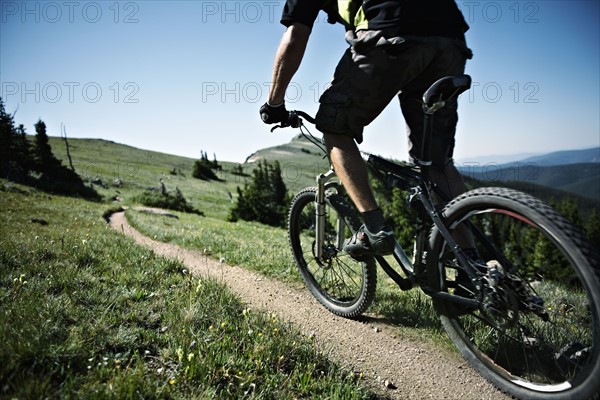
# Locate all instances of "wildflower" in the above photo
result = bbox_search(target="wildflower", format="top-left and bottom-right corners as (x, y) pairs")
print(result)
(177, 347), (184, 362)
(169, 378), (176, 385)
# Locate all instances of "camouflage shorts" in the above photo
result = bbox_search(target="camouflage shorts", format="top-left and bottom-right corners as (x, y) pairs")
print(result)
(315, 30), (472, 167)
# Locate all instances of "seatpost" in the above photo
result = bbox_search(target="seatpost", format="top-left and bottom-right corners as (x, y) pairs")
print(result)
(418, 100), (445, 176)
(418, 113), (434, 176)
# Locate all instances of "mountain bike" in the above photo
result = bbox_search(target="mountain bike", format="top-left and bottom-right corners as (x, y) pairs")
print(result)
(273, 75), (600, 400)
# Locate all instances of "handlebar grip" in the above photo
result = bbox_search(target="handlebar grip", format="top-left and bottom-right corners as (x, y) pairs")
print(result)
(270, 110), (317, 132)
(293, 111), (316, 125)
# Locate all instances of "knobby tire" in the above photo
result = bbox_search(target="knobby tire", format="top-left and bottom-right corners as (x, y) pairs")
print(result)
(288, 188), (377, 318)
(428, 187), (600, 400)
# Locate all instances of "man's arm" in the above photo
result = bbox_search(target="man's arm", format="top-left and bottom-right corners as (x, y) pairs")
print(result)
(267, 22), (312, 105)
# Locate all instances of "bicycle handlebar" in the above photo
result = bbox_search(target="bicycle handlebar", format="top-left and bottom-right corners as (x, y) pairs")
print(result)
(270, 74), (471, 131)
(269, 110), (316, 132)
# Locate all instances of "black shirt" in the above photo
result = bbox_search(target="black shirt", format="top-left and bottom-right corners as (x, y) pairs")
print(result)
(280, 0), (331, 29)
(280, 0), (468, 37)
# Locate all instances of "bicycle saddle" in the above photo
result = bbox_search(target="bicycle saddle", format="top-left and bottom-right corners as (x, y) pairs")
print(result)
(422, 75), (472, 109)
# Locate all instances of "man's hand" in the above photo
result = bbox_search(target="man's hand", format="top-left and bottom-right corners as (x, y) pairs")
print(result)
(260, 102), (289, 124)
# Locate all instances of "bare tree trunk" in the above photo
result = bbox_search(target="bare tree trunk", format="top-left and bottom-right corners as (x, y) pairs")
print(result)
(61, 124), (75, 172)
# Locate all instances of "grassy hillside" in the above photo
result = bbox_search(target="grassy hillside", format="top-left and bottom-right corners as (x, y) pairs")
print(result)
(49, 134), (599, 223)
(0, 179), (373, 398)
(45, 134), (598, 329)
(49, 137), (245, 220)
(48, 135), (331, 214)
(48, 136), (451, 343)
(0, 135), (454, 397)
(244, 133), (332, 193)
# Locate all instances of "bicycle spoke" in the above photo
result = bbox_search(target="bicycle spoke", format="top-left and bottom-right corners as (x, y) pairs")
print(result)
(429, 187), (600, 398)
(289, 188), (376, 318)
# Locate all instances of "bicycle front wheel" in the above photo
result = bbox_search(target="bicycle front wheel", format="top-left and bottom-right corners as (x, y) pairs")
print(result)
(428, 187), (600, 400)
(288, 187), (376, 318)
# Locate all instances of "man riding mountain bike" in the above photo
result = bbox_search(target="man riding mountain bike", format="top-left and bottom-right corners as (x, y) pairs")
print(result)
(261, 0), (474, 259)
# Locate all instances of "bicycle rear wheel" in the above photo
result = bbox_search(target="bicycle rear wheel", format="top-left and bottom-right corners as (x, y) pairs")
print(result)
(428, 187), (600, 400)
(288, 187), (376, 318)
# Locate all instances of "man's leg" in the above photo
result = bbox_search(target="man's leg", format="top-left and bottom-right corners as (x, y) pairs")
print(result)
(323, 134), (377, 213)
(429, 163), (475, 249)
(323, 133), (394, 257)
(429, 162), (467, 201)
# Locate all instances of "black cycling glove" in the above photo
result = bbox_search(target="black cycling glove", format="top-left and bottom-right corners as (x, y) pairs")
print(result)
(260, 102), (289, 124)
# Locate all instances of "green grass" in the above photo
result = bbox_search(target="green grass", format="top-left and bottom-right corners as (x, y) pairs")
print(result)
(48, 135), (331, 211)
(125, 209), (299, 282)
(124, 208), (453, 351)
(48, 136), (454, 350)
(0, 181), (374, 399)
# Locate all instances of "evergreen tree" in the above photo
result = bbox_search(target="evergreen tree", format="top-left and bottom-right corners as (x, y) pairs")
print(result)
(0, 99), (98, 198)
(0, 98), (23, 181)
(33, 119), (61, 173)
(14, 124), (33, 178)
(231, 164), (247, 176)
(584, 209), (600, 248)
(32, 119), (98, 198)
(229, 159), (290, 227)
(554, 198), (582, 230)
(193, 149), (220, 180)
(212, 152), (221, 170)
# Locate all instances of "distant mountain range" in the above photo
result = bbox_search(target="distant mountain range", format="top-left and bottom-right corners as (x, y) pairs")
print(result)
(246, 139), (599, 201)
(456, 147), (599, 166)
(520, 147), (600, 165)
(456, 147), (599, 200)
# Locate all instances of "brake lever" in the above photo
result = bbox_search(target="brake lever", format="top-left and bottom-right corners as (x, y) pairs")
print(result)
(270, 123), (288, 132)
(269, 111), (301, 132)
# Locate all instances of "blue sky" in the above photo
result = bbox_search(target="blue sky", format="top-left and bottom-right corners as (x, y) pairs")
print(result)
(1, 1), (599, 165)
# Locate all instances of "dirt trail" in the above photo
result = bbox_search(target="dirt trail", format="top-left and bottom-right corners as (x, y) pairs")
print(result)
(110, 211), (511, 399)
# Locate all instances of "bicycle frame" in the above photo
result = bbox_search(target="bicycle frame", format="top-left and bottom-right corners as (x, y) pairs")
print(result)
(293, 74), (478, 302)
(310, 118), (481, 304)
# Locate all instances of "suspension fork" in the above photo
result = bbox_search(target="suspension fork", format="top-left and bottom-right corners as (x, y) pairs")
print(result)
(314, 168), (338, 259)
